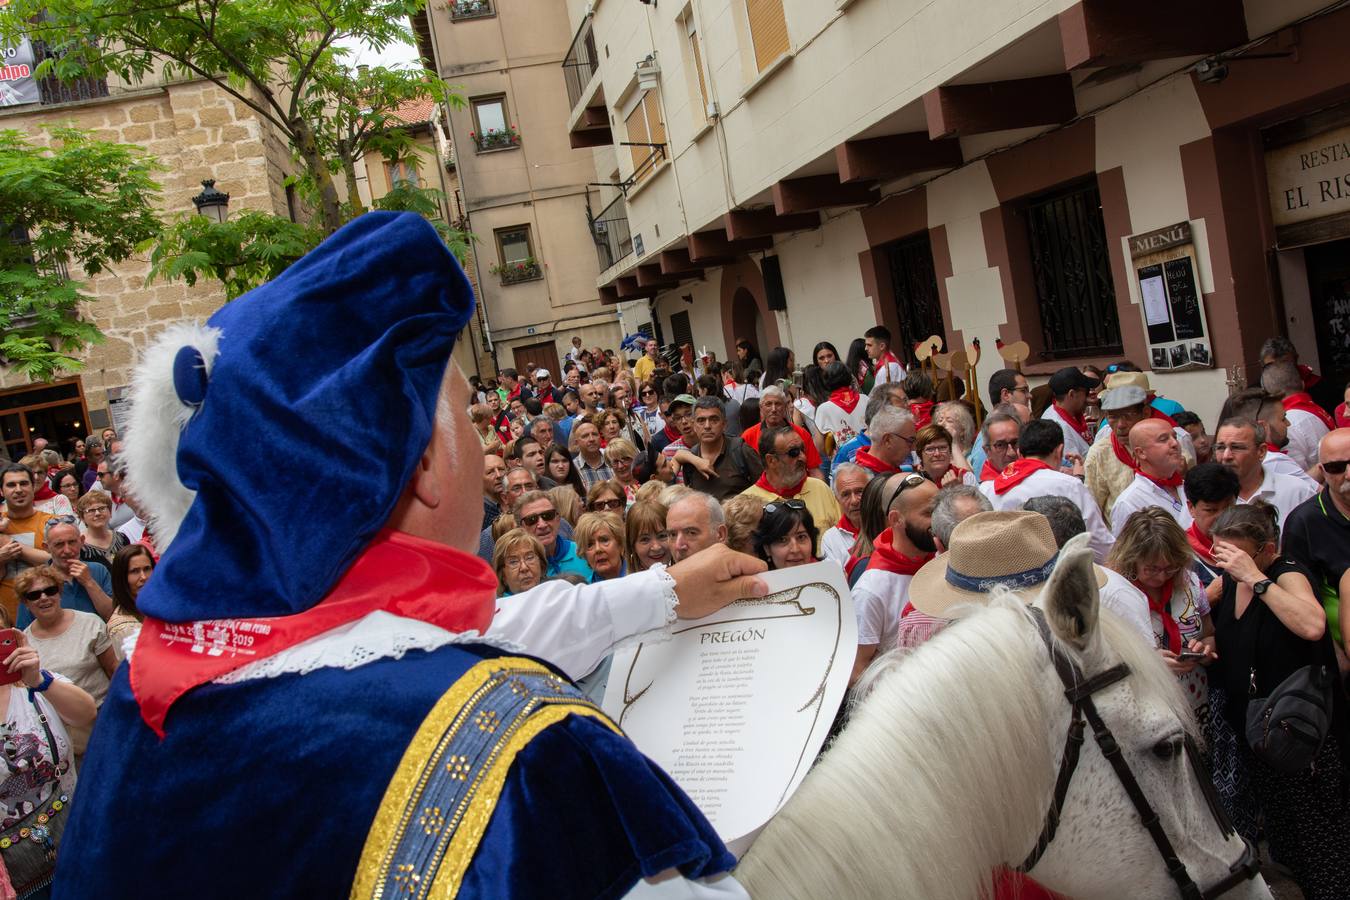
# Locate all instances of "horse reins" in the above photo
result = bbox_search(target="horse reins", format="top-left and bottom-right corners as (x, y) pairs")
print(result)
(1017, 607), (1263, 900)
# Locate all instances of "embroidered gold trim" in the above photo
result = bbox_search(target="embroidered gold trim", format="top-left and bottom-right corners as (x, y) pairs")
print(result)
(349, 657), (620, 899)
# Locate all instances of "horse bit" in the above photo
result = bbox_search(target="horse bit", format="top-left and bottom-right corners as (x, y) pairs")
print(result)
(1016, 607), (1263, 899)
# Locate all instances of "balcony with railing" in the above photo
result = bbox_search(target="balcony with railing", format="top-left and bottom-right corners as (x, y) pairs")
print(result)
(562, 16), (599, 113)
(589, 194), (632, 274)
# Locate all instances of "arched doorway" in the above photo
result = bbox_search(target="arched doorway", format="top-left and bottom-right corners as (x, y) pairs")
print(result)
(730, 287), (768, 360)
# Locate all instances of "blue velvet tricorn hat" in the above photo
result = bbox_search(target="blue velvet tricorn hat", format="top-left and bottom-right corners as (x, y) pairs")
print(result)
(122, 211), (476, 623)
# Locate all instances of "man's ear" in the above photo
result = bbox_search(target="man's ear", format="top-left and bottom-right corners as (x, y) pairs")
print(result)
(407, 443), (442, 510)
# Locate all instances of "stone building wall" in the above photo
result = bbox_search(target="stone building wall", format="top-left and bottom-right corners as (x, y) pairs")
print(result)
(0, 78), (291, 417)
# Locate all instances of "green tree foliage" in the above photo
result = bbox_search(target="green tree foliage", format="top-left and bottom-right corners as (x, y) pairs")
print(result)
(3, 0), (474, 301)
(0, 127), (163, 380)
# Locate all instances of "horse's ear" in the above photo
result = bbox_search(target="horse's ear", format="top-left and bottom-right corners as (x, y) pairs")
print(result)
(1041, 533), (1099, 651)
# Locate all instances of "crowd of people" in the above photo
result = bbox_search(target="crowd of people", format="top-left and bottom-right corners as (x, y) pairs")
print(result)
(474, 328), (1350, 899)
(0, 431), (157, 896)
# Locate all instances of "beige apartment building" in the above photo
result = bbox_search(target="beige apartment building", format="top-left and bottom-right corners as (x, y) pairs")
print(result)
(0, 63), (294, 457)
(412, 0), (624, 382)
(562, 0), (1350, 419)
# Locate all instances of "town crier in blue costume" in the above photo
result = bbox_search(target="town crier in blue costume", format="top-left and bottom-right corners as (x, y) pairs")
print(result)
(54, 211), (765, 899)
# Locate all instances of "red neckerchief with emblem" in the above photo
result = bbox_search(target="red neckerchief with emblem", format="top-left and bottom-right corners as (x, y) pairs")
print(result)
(992, 459), (1054, 495)
(130, 529), (496, 737)
(829, 387), (860, 414)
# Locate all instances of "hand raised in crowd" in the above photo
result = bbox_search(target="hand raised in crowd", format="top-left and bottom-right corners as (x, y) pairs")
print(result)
(64, 558), (93, 587)
(6, 631), (43, 688)
(0, 539), (20, 564)
(1210, 539), (1263, 586)
(666, 543), (768, 620)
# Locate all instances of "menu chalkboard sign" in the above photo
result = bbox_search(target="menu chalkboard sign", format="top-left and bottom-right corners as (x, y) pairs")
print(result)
(1164, 257), (1204, 341)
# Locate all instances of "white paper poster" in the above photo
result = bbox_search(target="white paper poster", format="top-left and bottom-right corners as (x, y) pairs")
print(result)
(603, 561), (855, 853)
(1140, 274), (1170, 327)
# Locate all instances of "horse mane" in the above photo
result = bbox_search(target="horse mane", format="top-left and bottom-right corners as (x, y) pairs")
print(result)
(736, 589), (1196, 900)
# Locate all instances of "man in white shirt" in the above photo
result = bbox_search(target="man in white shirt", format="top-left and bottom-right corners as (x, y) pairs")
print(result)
(982, 420), (1113, 562)
(820, 462), (867, 565)
(864, 325), (905, 386)
(1022, 495), (1153, 643)
(1225, 387), (1321, 488)
(1212, 417), (1315, 533)
(1040, 366), (1099, 462)
(850, 472), (938, 680)
(1264, 360), (1331, 470)
(1111, 418), (1191, 536)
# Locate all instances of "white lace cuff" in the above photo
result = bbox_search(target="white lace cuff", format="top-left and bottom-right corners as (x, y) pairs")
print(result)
(610, 564), (679, 651)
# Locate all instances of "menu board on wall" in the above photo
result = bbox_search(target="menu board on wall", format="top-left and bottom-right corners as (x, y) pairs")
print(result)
(1128, 221), (1213, 372)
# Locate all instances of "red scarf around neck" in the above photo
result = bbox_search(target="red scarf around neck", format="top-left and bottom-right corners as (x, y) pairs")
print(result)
(1186, 524), (1215, 565)
(1283, 391), (1336, 431)
(33, 484), (56, 501)
(1139, 466), (1184, 491)
(855, 448), (899, 477)
(1052, 402), (1090, 442)
(1110, 431), (1139, 470)
(131, 529), (497, 737)
(979, 460), (1001, 482)
(829, 387), (860, 414)
(993, 459), (1054, 495)
(909, 399), (934, 428)
(835, 515), (859, 537)
(754, 472), (807, 499)
(1134, 578), (1182, 654)
(663, 422), (682, 443)
(868, 528), (933, 577)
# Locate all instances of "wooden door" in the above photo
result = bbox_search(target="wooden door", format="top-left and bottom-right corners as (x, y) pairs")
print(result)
(512, 340), (561, 385)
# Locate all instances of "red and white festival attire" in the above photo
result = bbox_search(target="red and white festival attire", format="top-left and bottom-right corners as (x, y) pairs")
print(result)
(981, 460), (1115, 563)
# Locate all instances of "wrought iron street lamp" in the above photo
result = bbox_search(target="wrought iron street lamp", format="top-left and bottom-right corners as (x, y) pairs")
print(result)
(191, 179), (230, 223)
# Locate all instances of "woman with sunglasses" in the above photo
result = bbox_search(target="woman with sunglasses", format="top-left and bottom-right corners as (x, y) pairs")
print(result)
(17, 565), (115, 761)
(585, 480), (627, 517)
(0, 598), (95, 898)
(635, 381), (666, 437)
(753, 500), (819, 570)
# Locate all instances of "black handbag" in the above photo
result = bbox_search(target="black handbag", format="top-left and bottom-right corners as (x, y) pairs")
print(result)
(0, 694), (72, 898)
(1245, 662), (1335, 774)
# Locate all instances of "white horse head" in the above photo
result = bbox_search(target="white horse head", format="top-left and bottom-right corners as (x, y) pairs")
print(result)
(736, 536), (1271, 900)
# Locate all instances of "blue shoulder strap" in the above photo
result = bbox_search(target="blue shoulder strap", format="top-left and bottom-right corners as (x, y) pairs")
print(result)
(350, 657), (619, 900)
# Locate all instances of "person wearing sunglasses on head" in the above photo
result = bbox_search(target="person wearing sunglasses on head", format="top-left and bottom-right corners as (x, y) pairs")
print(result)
(511, 490), (592, 582)
(753, 500), (819, 571)
(849, 471), (939, 681)
(1281, 428), (1350, 658)
(740, 426), (840, 557)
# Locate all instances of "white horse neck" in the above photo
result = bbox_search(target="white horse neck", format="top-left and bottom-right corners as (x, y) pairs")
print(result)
(736, 602), (1056, 900)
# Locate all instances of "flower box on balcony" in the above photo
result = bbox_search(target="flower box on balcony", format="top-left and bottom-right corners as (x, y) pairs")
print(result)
(471, 126), (521, 152)
(449, 0), (493, 20)
(491, 258), (542, 285)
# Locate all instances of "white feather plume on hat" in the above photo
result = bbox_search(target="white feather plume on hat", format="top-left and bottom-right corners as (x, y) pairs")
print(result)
(121, 321), (222, 552)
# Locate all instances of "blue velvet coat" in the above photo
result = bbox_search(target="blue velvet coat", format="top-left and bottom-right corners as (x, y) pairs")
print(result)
(54, 642), (734, 899)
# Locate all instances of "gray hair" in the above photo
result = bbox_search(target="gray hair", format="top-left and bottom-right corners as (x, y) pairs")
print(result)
(869, 404), (913, 438)
(671, 489), (724, 527)
(981, 410), (1021, 443)
(864, 384), (906, 426)
(931, 484), (992, 548)
(1021, 496), (1086, 548)
(1216, 416), (1267, 446)
(1258, 336), (1296, 361)
(761, 385), (788, 403)
(831, 462), (868, 495)
(1259, 360), (1303, 396)
(934, 402), (975, 446)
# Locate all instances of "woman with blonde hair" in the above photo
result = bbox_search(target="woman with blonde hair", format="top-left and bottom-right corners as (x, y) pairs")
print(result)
(575, 512), (625, 582)
(933, 402), (976, 472)
(722, 494), (764, 556)
(604, 438), (641, 501)
(490, 514), (518, 541)
(546, 486), (583, 527)
(492, 528), (546, 597)
(1107, 507), (1213, 711)
(625, 501), (670, 572)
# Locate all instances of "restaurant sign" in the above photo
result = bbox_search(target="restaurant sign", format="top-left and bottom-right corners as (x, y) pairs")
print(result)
(1266, 123), (1350, 228)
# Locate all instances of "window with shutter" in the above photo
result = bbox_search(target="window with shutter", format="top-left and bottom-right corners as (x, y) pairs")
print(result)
(625, 89), (666, 184)
(625, 101), (650, 173)
(745, 0), (789, 72)
(687, 17), (709, 116)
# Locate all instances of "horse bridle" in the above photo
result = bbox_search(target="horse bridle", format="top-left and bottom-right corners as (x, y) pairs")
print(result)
(1017, 608), (1263, 899)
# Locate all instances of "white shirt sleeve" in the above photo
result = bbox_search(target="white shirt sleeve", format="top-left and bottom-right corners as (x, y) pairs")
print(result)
(851, 582), (885, 646)
(1072, 481), (1115, 563)
(1284, 412), (1329, 471)
(487, 568), (679, 680)
(624, 871), (749, 900)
